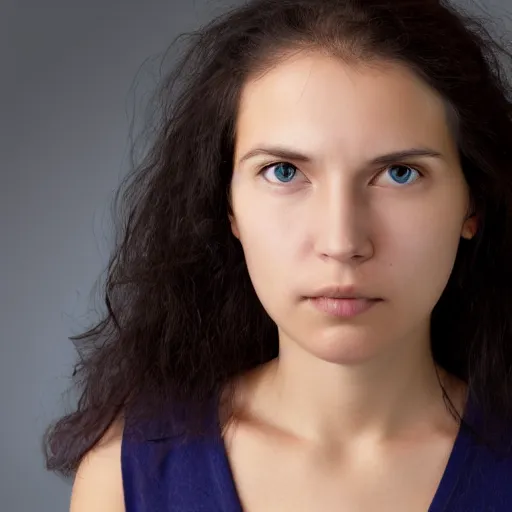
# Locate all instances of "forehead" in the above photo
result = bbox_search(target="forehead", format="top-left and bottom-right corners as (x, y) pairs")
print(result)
(234, 52), (454, 162)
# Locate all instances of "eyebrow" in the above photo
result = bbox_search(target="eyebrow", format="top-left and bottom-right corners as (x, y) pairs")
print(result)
(237, 145), (443, 166)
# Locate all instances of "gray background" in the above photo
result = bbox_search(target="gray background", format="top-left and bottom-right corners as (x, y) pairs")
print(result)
(1, 0), (510, 510)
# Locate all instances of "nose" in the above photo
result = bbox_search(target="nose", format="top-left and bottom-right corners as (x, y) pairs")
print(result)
(313, 185), (374, 264)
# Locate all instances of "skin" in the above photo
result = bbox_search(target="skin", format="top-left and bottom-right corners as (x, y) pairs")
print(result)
(225, 50), (477, 510)
(70, 418), (125, 511)
(70, 50), (478, 511)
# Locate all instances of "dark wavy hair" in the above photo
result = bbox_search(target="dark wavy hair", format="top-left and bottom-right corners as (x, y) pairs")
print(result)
(44, 0), (512, 477)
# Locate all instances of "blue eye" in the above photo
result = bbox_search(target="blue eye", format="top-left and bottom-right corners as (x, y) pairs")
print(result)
(385, 164), (420, 185)
(263, 162), (298, 183)
(259, 162), (421, 186)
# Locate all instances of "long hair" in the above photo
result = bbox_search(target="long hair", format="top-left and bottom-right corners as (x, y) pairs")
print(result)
(44, 0), (512, 476)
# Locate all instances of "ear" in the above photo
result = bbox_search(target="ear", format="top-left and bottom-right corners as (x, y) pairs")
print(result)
(461, 214), (478, 240)
(229, 213), (240, 239)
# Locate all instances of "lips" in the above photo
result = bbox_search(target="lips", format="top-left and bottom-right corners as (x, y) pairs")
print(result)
(304, 285), (382, 318)
(308, 296), (381, 318)
(307, 285), (380, 301)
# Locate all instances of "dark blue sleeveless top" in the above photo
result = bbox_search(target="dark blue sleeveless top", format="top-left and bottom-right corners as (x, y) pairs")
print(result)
(122, 391), (512, 511)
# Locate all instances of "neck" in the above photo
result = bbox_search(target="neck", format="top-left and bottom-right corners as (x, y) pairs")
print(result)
(240, 327), (466, 449)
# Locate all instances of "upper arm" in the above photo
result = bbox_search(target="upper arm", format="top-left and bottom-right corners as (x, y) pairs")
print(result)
(70, 418), (125, 512)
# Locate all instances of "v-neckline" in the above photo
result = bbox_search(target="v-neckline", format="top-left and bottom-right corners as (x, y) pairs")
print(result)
(209, 390), (478, 512)
(427, 391), (479, 511)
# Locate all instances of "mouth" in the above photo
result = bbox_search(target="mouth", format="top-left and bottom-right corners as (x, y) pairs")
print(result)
(307, 296), (382, 318)
(306, 285), (382, 301)
(303, 285), (383, 318)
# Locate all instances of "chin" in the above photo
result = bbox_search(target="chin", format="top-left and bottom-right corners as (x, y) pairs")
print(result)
(299, 328), (385, 366)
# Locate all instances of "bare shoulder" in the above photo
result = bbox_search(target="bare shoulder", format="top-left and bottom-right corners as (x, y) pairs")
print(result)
(70, 416), (125, 512)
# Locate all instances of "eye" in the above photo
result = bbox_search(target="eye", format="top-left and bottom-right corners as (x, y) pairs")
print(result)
(260, 162), (302, 184)
(374, 164), (423, 187)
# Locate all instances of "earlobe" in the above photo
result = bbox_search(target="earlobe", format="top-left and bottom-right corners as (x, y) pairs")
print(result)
(229, 215), (240, 239)
(461, 215), (478, 239)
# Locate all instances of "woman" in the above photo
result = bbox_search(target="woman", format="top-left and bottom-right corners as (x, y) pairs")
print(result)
(45, 0), (512, 510)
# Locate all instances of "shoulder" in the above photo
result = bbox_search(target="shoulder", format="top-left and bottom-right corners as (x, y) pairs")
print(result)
(70, 417), (125, 512)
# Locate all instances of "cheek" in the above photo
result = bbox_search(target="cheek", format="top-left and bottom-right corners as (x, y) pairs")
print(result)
(385, 209), (463, 308)
(233, 196), (300, 310)
(236, 204), (296, 269)
(233, 182), (299, 249)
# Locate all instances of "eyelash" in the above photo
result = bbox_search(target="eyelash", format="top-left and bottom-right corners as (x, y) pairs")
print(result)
(258, 161), (424, 186)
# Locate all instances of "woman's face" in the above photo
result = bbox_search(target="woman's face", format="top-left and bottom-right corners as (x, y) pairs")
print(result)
(230, 51), (476, 365)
